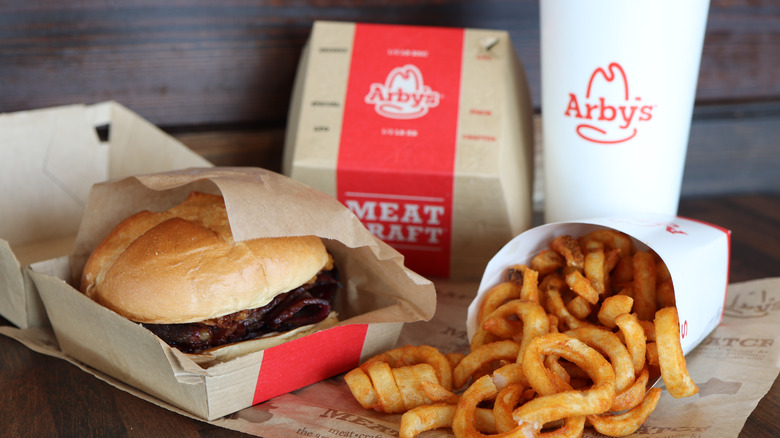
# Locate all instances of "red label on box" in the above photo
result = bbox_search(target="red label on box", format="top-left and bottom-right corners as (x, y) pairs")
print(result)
(337, 23), (464, 277)
(252, 324), (369, 404)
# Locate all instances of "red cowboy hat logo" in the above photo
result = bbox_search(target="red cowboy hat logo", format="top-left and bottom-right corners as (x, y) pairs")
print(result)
(364, 64), (441, 120)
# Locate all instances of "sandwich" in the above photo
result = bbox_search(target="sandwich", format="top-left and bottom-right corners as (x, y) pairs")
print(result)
(79, 191), (340, 355)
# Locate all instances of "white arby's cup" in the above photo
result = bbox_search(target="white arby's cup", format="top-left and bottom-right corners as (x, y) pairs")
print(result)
(467, 214), (730, 355)
(540, 0), (711, 223)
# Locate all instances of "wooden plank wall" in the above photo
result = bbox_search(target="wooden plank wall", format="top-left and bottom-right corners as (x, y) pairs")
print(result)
(1, 0), (778, 196)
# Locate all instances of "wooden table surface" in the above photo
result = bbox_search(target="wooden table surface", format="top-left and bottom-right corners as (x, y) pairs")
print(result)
(1, 193), (778, 438)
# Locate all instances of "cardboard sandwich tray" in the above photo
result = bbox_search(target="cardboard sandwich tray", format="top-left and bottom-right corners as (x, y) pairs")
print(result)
(284, 21), (535, 280)
(0, 101), (212, 329)
(468, 215), (732, 354)
(24, 167), (436, 420)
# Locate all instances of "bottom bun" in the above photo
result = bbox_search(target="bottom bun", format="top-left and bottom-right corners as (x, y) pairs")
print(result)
(185, 312), (340, 367)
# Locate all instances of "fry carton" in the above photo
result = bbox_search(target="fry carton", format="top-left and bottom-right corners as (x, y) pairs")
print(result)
(0, 101), (212, 328)
(468, 215), (731, 354)
(283, 21), (535, 280)
(27, 167), (436, 420)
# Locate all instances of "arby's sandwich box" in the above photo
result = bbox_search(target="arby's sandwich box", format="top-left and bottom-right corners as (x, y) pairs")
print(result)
(284, 21), (536, 280)
(20, 167), (436, 420)
(0, 101), (437, 421)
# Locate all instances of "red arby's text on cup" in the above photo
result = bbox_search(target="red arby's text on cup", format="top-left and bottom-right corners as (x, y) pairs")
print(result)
(563, 62), (656, 145)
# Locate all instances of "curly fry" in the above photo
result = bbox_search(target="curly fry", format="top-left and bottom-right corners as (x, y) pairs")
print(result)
(588, 387), (662, 437)
(453, 340), (521, 390)
(544, 277), (593, 331)
(418, 380), (459, 405)
(579, 228), (633, 257)
(520, 334), (616, 416)
(611, 366), (651, 412)
(564, 326), (636, 397)
(655, 307), (699, 398)
(566, 295), (592, 320)
(564, 267), (600, 305)
(598, 295), (634, 329)
(478, 281), (523, 324)
(480, 299), (550, 363)
(494, 383), (534, 433)
(344, 367), (379, 411)
(470, 327), (501, 351)
(656, 278), (676, 308)
(365, 361), (405, 413)
(452, 375), (521, 438)
(615, 312), (647, 374)
(363, 344), (453, 391)
(346, 361), (443, 414)
(632, 250), (657, 321)
(399, 403), (454, 438)
(514, 265), (540, 303)
(530, 249), (565, 276)
(550, 235), (584, 269)
(400, 403), (496, 438)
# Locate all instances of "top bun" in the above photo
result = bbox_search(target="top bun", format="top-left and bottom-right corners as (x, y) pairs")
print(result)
(80, 192), (332, 324)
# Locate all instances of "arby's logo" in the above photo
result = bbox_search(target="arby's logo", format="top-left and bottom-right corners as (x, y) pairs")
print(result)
(564, 62), (656, 144)
(364, 64), (441, 119)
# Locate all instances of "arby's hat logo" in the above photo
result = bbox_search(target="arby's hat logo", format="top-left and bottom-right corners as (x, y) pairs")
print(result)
(564, 62), (656, 144)
(364, 64), (441, 119)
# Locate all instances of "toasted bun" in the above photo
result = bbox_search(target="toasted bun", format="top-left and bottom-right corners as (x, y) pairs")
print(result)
(80, 192), (331, 324)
